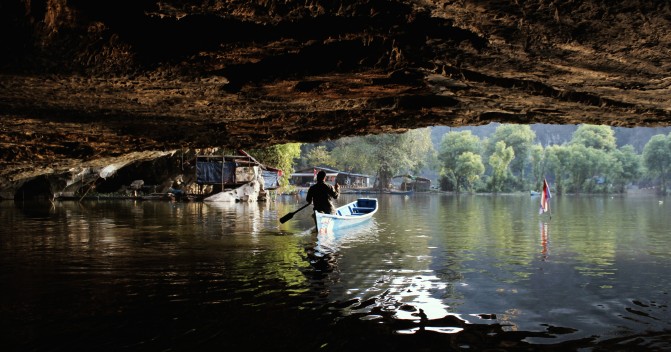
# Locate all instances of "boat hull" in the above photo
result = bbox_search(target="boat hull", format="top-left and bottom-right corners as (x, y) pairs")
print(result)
(315, 198), (378, 234)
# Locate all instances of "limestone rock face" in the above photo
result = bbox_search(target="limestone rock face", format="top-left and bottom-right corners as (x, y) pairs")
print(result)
(1, 0), (670, 193)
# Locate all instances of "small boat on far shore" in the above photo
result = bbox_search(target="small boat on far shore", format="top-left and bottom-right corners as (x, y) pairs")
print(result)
(316, 198), (378, 234)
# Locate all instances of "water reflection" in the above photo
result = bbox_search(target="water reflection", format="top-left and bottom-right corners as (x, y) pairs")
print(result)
(540, 221), (549, 261)
(1, 195), (670, 351)
(204, 201), (265, 236)
(314, 220), (379, 256)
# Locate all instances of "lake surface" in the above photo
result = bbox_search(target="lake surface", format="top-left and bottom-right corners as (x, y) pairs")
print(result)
(1, 194), (670, 351)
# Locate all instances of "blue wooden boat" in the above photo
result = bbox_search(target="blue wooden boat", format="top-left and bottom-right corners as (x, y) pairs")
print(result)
(315, 198), (378, 234)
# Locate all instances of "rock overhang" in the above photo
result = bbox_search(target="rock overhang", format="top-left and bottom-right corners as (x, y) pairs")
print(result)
(1, 0), (670, 194)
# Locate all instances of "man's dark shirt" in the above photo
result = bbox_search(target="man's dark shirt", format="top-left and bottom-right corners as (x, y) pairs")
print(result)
(306, 181), (339, 214)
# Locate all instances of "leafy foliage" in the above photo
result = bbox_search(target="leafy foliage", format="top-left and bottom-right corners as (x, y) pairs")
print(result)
(643, 134), (671, 192)
(249, 143), (302, 188)
(438, 130), (481, 191)
(330, 129), (434, 189)
(610, 145), (642, 192)
(485, 125), (536, 182)
(570, 125), (617, 151)
(455, 152), (484, 191)
(305, 146), (335, 168)
(488, 141), (514, 192)
(544, 144), (571, 194)
(529, 144), (544, 191)
(288, 124), (666, 194)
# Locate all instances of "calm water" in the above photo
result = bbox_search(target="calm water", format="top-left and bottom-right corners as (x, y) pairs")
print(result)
(1, 194), (670, 351)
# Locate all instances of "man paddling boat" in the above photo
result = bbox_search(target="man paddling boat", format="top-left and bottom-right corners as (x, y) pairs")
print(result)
(306, 170), (340, 215)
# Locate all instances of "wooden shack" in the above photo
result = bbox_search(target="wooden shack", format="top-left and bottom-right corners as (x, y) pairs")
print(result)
(391, 175), (431, 192)
(196, 151), (282, 190)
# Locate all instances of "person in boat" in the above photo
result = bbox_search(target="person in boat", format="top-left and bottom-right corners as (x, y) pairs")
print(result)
(306, 170), (340, 215)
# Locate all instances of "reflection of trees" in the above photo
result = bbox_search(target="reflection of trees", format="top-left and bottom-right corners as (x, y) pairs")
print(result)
(202, 201), (321, 294)
(13, 200), (320, 298)
(550, 197), (622, 276)
(441, 195), (539, 283)
(433, 195), (618, 284)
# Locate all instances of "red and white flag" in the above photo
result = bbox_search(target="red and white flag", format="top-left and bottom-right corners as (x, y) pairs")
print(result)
(539, 179), (551, 214)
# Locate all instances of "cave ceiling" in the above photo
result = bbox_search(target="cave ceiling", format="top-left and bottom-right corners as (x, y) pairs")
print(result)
(1, 0), (670, 192)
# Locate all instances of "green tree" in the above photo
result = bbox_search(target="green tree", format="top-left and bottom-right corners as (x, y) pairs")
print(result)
(249, 143), (302, 188)
(529, 143), (545, 191)
(305, 145), (335, 168)
(566, 144), (591, 193)
(643, 134), (671, 192)
(568, 145), (611, 193)
(545, 131), (634, 194)
(610, 145), (642, 192)
(551, 125), (620, 193)
(485, 125), (536, 186)
(405, 128), (436, 174)
(570, 124), (617, 152)
(455, 152), (485, 192)
(488, 141), (514, 192)
(544, 144), (571, 194)
(331, 136), (373, 173)
(438, 130), (481, 191)
(331, 128), (434, 189)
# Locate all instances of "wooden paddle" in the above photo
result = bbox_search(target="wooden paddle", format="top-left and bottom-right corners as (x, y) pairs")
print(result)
(279, 203), (311, 223)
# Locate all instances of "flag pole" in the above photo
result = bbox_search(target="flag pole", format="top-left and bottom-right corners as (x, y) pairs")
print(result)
(546, 179), (552, 221)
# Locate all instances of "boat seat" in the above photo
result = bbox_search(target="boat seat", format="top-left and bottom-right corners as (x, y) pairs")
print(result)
(352, 207), (374, 213)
